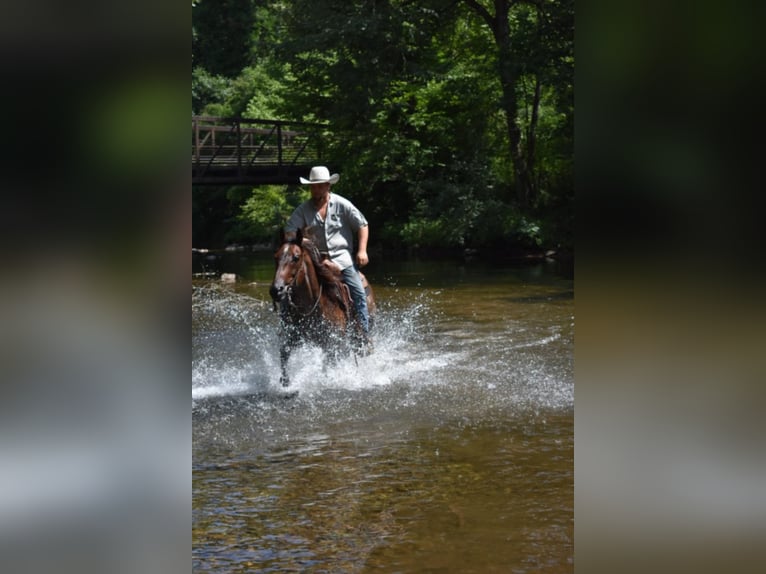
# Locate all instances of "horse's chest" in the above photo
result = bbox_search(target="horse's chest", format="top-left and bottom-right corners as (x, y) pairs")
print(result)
(287, 309), (343, 337)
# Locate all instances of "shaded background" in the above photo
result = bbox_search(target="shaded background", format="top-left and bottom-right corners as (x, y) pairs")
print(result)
(577, 1), (766, 572)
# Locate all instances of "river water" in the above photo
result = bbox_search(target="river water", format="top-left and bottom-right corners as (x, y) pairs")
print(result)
(193, 252), (574, 572)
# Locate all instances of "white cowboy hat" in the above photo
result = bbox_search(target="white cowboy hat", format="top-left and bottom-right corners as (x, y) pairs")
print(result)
(299, 166), (340, 185)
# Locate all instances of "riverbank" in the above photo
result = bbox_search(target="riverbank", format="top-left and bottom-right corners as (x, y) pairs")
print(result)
(192, 242), (574, 263)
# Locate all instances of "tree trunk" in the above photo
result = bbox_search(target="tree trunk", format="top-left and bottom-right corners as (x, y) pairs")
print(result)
(462, 0), (536, 206)
(498, 61), (534, 207)
(527, 74), (542, 193)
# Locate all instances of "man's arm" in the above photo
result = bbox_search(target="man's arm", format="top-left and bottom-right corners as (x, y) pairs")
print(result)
(284, 206), (304, 241)
(356, 225), (369, 267)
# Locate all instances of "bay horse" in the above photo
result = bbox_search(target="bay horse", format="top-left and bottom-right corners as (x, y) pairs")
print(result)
(269, 230), (376, 387)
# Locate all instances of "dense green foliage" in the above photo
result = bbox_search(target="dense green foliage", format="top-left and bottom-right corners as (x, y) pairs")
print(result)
(192, 0), (573, 253)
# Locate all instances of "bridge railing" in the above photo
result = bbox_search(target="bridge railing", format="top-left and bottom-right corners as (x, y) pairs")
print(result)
(192, 116), (329, 184)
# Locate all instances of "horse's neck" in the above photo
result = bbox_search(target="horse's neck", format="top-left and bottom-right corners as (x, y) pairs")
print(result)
(296, 254), (321, 306)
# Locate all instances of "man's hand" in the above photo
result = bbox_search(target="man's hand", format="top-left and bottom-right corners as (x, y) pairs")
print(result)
(356, 225), (369, 267)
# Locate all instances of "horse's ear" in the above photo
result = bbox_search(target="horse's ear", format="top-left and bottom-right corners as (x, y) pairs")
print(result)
(279, 227), (286, 244)
(296, 227), (303, 244)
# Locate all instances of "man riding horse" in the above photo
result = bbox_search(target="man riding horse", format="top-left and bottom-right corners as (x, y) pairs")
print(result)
(283, 166), (373, 353)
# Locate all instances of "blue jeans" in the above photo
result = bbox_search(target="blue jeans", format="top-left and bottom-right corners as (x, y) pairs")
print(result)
(341, 266), (369, 334)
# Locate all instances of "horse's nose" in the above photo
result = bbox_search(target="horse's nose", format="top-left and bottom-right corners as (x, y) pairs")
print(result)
(269, 283), (284, 300)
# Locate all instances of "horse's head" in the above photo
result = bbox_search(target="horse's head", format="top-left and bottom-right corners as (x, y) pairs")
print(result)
(269, 234), (305, 303)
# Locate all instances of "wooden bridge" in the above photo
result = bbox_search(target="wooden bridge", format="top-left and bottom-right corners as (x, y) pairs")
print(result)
(192, 116), (329, 185)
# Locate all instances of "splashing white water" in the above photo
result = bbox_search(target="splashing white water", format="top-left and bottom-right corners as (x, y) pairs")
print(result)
(192, 282), (573, 413)
(192, 285), (448, 400)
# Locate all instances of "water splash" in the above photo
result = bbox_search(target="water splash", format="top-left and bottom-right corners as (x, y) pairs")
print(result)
(192, 281), (573, 416)
(192, 284), (448, 401)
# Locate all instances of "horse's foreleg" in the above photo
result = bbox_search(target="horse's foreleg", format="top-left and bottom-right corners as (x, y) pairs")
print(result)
(279, 326), (298, 387)
(279, 345), (290, 387)
(279, 338), (292, 387)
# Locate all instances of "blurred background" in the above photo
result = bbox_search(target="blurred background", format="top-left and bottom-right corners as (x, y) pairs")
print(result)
(577, 0), (766, 572)
(0, 2), (189, 573)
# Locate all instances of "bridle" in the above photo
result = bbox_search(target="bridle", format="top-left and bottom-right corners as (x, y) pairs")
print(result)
(277, 244), (323, 317)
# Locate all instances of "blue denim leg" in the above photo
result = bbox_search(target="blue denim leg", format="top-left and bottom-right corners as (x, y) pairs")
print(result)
(341, 265), (369, 333)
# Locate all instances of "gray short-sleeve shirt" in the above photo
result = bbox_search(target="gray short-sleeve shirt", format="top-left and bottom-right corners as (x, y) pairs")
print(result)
(285, 193), (368, 271)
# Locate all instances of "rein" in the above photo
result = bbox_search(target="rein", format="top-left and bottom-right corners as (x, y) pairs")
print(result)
(284, 250), (323, 317)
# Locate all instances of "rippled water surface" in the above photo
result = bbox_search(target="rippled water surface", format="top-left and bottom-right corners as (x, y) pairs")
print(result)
(193, 254), (573, 572)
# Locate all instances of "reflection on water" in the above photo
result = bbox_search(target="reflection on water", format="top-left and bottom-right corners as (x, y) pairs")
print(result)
(193, 254), (573, 572)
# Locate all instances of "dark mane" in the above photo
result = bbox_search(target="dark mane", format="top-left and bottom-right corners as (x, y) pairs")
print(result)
(299, 238), (348, 311)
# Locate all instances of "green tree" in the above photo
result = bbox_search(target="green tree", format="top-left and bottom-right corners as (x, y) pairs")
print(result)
(192, 0), (573, 252)
(193, 0), (256, 77)
(460, 0), (572, 209)
(231, 185), (305, 243)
